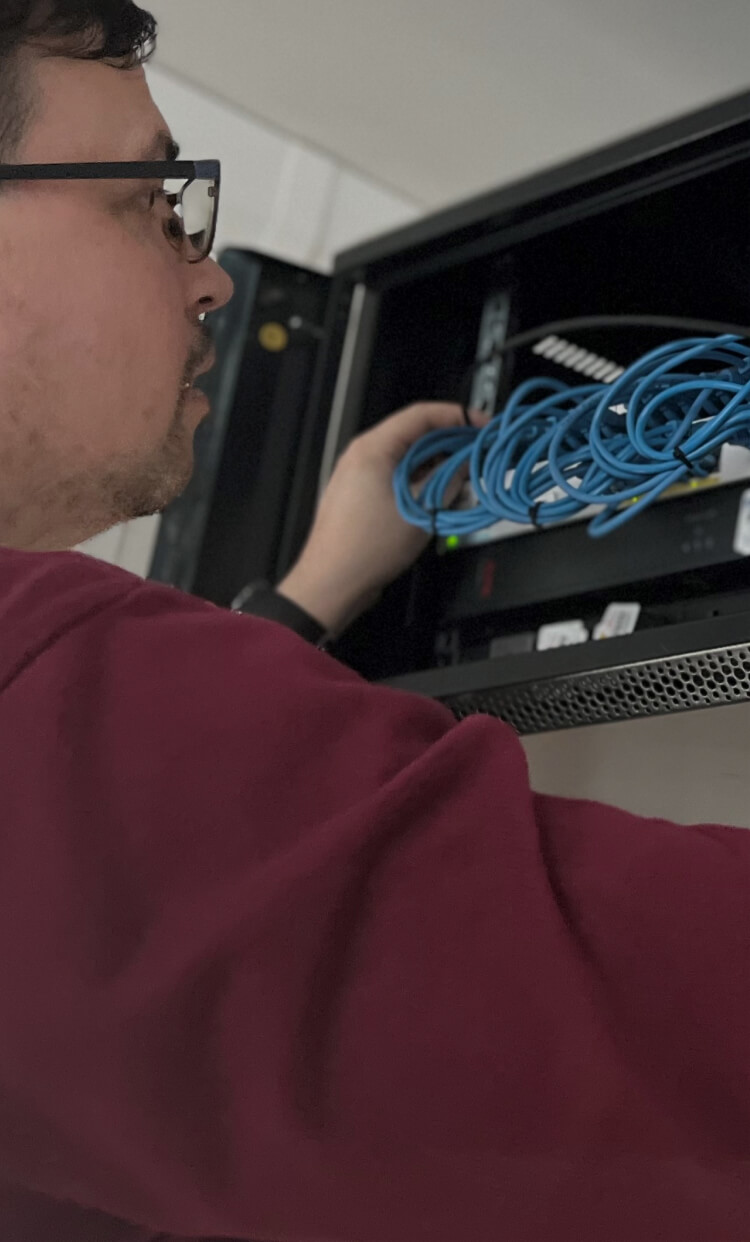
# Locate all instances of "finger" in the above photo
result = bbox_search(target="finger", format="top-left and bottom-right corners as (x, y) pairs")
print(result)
(443, 461), (471, 507)
(363, 402), (485, 464)
(410, 460), (471, 507)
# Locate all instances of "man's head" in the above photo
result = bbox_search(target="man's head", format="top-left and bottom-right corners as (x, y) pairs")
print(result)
(0, 1), (234, 551)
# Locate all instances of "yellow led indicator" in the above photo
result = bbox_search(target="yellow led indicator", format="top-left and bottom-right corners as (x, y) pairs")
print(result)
(258, 322), (289, 352)
(446, 536), (460, 549)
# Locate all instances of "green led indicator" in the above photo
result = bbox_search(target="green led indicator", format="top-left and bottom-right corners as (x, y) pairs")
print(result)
(446, 536), (460, 550)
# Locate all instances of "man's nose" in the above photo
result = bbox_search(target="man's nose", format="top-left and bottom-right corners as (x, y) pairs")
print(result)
(192, 255), (235, 318)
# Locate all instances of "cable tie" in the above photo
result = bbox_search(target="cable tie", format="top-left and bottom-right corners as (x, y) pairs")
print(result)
(528, 502), (542, 528)
(461, 404), (471, 427)
(673, 445), (694, 473)
(428, 506), (439, 537)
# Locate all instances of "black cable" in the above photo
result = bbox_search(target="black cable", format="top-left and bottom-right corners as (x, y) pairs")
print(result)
(459, 313), (750, 415)
(494, 314), (750, 359)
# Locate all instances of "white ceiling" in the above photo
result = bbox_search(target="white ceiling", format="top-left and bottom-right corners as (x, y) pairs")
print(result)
(151, 0), (750, 210)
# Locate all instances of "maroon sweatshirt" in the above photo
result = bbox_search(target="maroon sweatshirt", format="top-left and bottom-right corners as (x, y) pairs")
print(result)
(0, 545), (748, 1242)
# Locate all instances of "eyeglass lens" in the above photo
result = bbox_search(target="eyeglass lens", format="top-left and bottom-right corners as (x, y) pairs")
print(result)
(164, 177), (218, 261)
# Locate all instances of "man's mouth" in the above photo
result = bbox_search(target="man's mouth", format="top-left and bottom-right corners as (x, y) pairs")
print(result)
(182, 348), (217, 393)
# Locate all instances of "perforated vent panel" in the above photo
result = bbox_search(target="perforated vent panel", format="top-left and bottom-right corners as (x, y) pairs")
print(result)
(442, 644), (750, 734)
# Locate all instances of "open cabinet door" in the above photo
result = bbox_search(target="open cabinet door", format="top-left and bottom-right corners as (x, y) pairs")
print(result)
(148, 247), (331, 608)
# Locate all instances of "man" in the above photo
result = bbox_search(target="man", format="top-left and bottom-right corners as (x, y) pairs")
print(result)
(0, 4), (748, 1241)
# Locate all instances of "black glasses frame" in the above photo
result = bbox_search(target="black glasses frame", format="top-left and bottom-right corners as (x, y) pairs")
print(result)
(0, 159), (221, 263)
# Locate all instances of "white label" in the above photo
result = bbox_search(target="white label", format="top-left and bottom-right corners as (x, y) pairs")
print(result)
(593, 602), (642, 641)
(719, 443), (750, 485)
(733, 488), (750, 556)
(537, 620), (589, 651)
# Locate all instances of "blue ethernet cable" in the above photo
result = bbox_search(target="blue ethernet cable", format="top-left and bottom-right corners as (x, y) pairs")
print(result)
(393, 335), (750, 539)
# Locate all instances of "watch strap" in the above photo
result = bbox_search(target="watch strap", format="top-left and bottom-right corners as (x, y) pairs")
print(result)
(231, 580), (327, 647)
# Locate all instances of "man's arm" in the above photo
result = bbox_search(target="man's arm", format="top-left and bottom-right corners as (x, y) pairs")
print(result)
(231, 402), (483, 643)
(274, 402), (488, 637)
(1, 550), (749, 1241)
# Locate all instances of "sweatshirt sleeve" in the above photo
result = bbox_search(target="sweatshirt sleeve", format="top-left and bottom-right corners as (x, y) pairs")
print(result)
(1, 560), (749, 1242)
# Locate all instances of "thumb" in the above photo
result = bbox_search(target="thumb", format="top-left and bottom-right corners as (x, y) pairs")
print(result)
(441, 462), (471, 509)
(366, 402), (489, 466)
(467, 407), (492, 429)
(411, 407), (490, 508)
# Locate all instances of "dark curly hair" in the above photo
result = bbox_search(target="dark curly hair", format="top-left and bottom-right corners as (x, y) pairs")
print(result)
(0, 1), (157, 161)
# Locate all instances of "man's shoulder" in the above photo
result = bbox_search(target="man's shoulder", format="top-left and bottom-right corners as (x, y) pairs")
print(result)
(0, 546), (147, 640)
(0, 544), (143, 594)
(0, 546), (228, 690)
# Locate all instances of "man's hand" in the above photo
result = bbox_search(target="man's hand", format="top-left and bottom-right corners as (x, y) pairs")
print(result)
(277, 402), (486, 638)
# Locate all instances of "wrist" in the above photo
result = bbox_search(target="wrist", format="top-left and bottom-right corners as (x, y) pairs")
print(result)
(277, 563), (379, 638)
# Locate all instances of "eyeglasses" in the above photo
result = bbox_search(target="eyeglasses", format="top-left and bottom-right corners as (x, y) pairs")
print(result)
(0, 159), (221, 263)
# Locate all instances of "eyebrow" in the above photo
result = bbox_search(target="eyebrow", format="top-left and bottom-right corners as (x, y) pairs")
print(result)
(140, 131), (182, 161)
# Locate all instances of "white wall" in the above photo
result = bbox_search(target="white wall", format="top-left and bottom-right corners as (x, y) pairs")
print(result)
(145, 65), (421, 270)
(75, 64), (420, 577)
(152, 0), (750, 210)
(524, 702), (750, 829)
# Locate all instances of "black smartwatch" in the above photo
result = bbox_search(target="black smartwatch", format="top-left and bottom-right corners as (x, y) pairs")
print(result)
(231, 580), (328, 647)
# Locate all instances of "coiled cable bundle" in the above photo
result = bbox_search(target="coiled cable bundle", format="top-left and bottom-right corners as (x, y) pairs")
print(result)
(394, 334), (750, 538)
